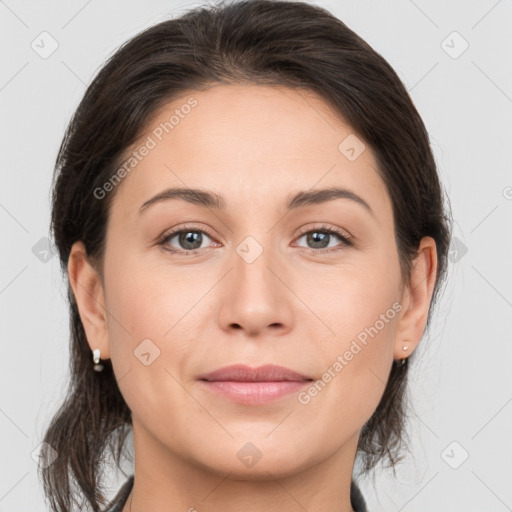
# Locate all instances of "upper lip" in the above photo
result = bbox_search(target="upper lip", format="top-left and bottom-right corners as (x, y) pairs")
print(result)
(198, 364), (313, 382)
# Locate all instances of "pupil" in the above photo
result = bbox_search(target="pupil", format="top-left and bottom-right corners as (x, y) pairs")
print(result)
(180, 231), (202, 250)
(308, 232), (329, 249)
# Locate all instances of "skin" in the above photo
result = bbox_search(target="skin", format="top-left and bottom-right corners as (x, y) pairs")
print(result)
(68, 83), (437, 512)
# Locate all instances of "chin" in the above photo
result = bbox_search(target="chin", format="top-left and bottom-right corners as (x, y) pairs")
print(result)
(189, 440), (315, 480)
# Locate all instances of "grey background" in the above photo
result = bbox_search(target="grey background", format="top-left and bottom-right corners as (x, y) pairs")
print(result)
(1, 0), (511, 510)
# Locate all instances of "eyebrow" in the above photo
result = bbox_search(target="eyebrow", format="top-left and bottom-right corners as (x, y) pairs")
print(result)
(138, 186), (374, 217)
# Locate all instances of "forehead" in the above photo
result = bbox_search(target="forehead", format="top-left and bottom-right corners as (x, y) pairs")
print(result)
(109, 83), (391, 223)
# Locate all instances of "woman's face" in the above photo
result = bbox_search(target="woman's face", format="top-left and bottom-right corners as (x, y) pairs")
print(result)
(73, 83), (435, 479)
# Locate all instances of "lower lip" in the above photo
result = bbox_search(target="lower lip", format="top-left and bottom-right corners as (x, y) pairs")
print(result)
(199, 380), (311, 405)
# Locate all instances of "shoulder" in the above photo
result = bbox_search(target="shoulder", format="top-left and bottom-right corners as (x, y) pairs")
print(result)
(103, 475), (367, 512)
(103, 475), (134, 512)
(351, 479), (368, 512)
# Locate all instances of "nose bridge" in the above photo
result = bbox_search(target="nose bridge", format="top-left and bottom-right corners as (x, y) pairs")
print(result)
(219, 230), (291, 334)
(233, 232), (279, 300)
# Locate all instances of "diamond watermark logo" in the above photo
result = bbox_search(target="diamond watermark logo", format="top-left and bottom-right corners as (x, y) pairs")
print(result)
(441, 31), (469, 59)
(441, 441), (469, 469)
(31, 31), (59, 59)
(237, 442), (263, 468)
(134, 338), (161, 366)
(338, 134), (366, 161)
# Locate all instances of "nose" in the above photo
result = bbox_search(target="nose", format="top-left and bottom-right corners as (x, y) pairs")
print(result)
(217, 238), (294, 338)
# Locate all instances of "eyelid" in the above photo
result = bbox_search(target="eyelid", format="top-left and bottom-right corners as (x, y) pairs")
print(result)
(295, 223), (352, 241)
(292, 223), (354, 252)
(157, 223), (218, 250)
(158, 222), (353, 254)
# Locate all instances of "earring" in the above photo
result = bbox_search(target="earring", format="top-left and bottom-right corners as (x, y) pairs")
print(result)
(400, 343), (409, 366)
(92, 348), (104, 372)
(394, 342), (409, 367)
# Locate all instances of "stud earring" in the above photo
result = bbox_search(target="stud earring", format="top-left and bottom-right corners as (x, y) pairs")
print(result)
(393, 342), (410, 367)
(92, 348), (104, 372)
(400, 342), (409, 366)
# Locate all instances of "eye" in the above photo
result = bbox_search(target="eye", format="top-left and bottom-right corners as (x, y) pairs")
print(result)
(158, 225), (217, 255)
(294, 224), (352, 253)
(157, 223), (353, 256)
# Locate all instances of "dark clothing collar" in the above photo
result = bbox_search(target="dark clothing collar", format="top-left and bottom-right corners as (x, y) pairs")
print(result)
(104, 475), (368, 512)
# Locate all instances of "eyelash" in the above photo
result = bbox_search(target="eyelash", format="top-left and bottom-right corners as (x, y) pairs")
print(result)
(157, 223), (353, 256)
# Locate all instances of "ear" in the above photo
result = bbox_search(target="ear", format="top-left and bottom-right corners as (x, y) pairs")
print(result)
(67, 241), (111, 360)
(394, 236), (438, 361)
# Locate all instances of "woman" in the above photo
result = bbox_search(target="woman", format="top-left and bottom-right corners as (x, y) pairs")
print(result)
(40, 1), (452, 511)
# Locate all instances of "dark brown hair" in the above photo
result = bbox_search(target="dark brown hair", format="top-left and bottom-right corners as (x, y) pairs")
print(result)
(40, 0), (453, 510)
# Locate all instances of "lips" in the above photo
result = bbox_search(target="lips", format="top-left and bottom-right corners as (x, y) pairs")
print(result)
(198, 364), (314, 405)
(198, 364), (313, 382)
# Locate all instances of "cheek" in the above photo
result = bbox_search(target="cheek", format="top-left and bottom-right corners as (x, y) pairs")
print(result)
(298, 293), (398, 436)
(297, 258), (401, 409)
(102, 258), (202, 417)
(104, 252), (201, 341)
(300, 257), (401, 344)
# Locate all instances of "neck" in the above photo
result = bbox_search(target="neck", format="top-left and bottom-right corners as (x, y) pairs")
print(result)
(125, 420), (360, 512)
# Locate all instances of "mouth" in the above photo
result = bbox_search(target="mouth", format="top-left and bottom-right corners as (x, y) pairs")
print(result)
(198, 363), (313, 382)
(198, 364), (314, 405)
